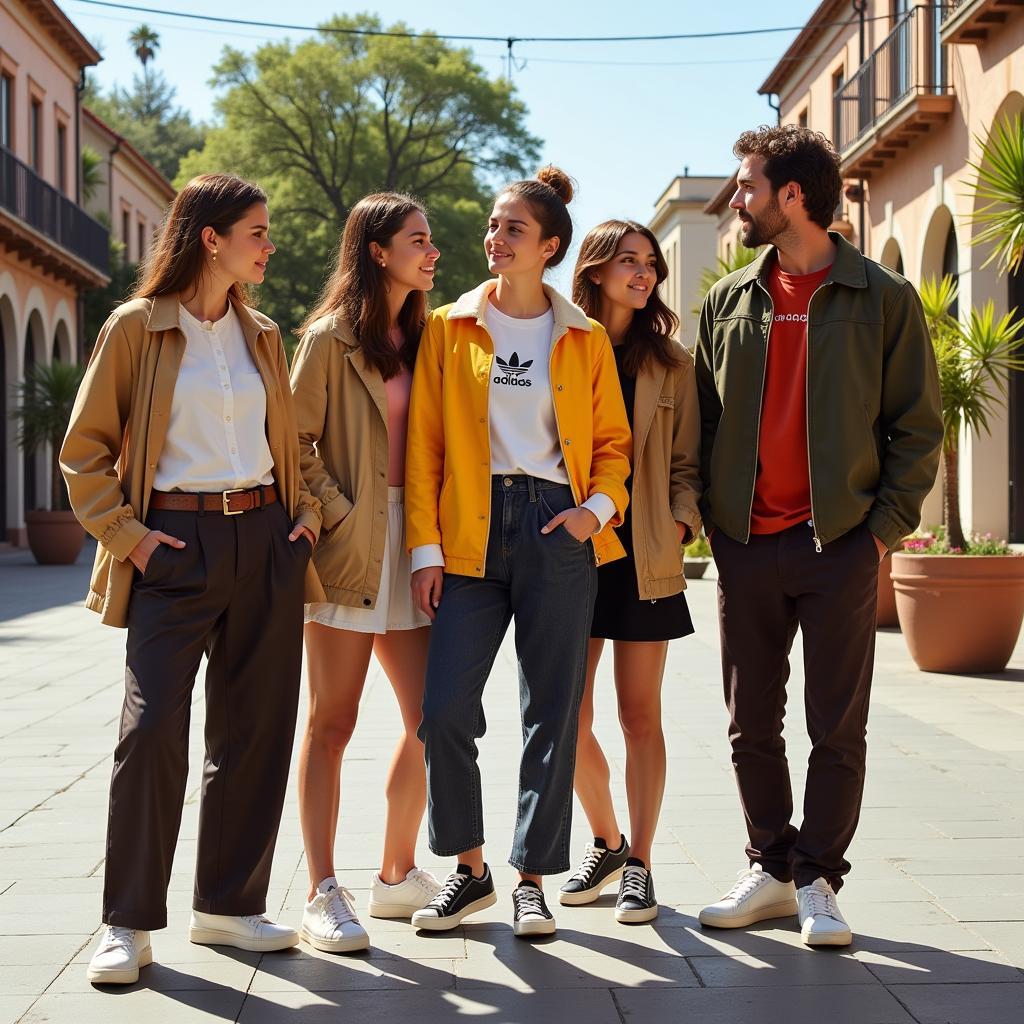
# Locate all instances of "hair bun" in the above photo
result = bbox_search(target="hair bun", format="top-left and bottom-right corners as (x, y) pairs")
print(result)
(535, 165), (574, 206)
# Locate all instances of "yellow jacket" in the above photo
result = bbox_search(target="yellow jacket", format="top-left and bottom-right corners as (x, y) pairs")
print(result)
(406, 281), (632, 576)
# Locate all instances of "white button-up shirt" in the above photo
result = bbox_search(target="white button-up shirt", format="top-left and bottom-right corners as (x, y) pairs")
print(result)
(153, 304), (275, 493)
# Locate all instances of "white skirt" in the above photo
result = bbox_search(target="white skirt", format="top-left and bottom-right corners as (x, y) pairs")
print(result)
(304, 487), (430, 634)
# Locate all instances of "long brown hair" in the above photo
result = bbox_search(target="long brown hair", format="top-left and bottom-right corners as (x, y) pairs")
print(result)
(132, 173), (268, 305)
(572, 220), (681, 376)
(298, 192), (428, 380)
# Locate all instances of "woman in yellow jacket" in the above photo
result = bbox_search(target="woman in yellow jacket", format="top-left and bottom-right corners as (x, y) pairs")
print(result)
(406, 167), (631, 938)
(559, 220), (701, 924)
(289, 193), (442, 953)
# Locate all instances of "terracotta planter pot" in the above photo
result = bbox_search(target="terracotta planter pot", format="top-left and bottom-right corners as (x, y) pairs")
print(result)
(683, 558), (710, 580)
(891, 552), (1024, 674)
(25, 510), (86, 566)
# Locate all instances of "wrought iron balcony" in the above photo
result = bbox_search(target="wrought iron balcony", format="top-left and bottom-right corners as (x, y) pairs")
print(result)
(941, 0), (1024, 44)
(833, 5), (955, 179)
(0, 144), (109, 286)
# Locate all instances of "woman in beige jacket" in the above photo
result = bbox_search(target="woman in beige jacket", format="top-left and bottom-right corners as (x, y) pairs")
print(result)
(560, 220), (702, 924)
(60, 174), (323, 987)
(289, 193), (441, 953)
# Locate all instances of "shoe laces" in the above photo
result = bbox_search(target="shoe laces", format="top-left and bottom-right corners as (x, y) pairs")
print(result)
(568, 842), (604, 885)
(99, 925), (135, 953)
(321, 887), (359, 928)
(723, 867), (770, 903)
(429, 871), (470, 911)
(242, 913), (273, 929)
(407, 868), (441, 895)
(513, 885), (546, 916)
(620, 865), (648, 902)
(803, 883), (840, 920)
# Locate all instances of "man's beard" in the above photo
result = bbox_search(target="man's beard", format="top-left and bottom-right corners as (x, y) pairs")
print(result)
(739, 196), (791, 248)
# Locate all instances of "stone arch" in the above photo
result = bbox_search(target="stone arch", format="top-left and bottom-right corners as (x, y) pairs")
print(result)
(921, 205), (958, 292)
(22, 308), (47, 514)
(879, 237), (904, 275)
(0, 289), (16, 541)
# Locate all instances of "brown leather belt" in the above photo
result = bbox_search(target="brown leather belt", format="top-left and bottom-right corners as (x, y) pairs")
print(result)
(150, 485), (278, 516)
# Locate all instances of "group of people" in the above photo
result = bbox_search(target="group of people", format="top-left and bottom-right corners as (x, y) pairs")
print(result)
(59, 123), (942, 988)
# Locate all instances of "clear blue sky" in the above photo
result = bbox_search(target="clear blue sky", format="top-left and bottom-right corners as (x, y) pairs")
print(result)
(64, 0), (820, 287)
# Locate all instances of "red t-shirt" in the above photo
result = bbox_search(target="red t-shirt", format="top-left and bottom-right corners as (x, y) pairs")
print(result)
(749, 261), (832, 535)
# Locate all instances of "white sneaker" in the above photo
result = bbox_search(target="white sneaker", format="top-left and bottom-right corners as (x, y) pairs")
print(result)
(797, 877), (853, 946)
(698, 864), (798, 929)
(189, 910), (298, 951)
(86, 925), (152, 985)
(368, 867), (443, 919)
(301, 877), (370, 953)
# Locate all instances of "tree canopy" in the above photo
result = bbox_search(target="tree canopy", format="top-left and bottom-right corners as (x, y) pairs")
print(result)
(178, 14), (541, 334)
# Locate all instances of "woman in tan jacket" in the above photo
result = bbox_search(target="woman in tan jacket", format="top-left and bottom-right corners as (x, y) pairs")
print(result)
(560, 220), (702, 924)
(60, 174), (323, 987)
(289, 193), (441, 954)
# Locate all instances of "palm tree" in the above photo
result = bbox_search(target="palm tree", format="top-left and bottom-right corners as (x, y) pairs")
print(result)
(81, 145), (103, 203)
(691, 245), (762, 317)
(919, 275), (1024, 550)
(128, 25), (159, 71)
(964, 113), (1024, 274)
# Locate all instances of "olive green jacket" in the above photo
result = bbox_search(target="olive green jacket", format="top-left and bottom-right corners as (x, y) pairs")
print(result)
(693, 233), (942, 551)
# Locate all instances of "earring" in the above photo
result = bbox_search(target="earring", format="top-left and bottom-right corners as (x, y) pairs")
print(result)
(212, 250), (218, 262)
(380, 261), (386, 268)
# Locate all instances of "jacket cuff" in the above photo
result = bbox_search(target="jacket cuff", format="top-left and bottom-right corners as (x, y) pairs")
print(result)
(320, 491), (353, 532)
(866, 508), (905, 552)
(411, 544), (445, 573)
(581, 493), (617, 531)
(672, 504), (702, 537)
(294, 508), (322, 542)
(103, 514), (149, 563)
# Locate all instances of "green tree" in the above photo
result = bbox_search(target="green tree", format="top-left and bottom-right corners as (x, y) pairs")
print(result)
(84, 26), (204, 181)
(178, 13), (541, 334)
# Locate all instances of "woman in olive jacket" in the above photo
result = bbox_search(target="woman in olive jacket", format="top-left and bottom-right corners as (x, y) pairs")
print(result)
(289, 193), (442, 954)
(560, 220), (702, 924)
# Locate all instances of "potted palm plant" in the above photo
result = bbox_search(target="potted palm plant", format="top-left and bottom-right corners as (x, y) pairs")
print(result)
(890, 277), (1024, 673)
(12, 360), (87, 565)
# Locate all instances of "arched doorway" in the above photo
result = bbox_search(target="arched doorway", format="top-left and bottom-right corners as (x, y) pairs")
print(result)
(22, 309), (45, 516)
(880, 237), (904, 275)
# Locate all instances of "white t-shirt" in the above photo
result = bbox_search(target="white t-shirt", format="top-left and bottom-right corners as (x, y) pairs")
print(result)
(153, 304), (275, 493)
(485, 303), (567, 482)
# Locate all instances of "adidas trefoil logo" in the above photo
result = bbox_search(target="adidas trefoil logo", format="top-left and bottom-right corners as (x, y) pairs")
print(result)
(493, 351), (534, 387)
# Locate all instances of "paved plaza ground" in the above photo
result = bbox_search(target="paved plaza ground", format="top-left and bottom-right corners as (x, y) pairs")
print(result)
(1, 541), (1023, 1023)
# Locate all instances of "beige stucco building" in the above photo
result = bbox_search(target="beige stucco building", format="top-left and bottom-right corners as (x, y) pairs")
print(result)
(81, 107), (174, 266)
(1, 0), (108, 544)
(714, 0), (1024, 542)
(648, 173), (727, 347)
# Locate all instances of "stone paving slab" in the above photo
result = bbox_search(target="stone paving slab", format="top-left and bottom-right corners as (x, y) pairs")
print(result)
(2, 543), (1024, 1022)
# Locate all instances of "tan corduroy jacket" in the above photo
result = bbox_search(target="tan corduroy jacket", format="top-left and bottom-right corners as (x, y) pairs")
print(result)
(627, 344), (702, 600)
(60, 293), (324, 628)
(289, 313), (395, 610)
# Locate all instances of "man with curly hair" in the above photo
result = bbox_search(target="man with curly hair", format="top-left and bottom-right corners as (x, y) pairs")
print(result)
(694, 125), (942, 946)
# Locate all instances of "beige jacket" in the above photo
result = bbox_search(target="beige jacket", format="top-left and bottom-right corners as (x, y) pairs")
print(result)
(60, 294), (324, 628)
(628, 344), (702, 599)
(289, 313), (394, 609)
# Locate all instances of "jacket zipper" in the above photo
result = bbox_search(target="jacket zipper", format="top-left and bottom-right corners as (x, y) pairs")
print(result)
(476, 320), (497, 574)
(746, 283), (773, 544)
(805, 282), (830, 554)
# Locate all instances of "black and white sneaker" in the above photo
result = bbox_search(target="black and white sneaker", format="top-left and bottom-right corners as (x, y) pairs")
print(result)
(411, 864), (497, 931)
(559, 835), (629, 905)
(512, 881), (556, 937)
(615, 858), (658, 923)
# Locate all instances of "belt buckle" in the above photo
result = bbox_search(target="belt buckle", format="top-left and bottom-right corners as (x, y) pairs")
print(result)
(221, 488), (246, 516)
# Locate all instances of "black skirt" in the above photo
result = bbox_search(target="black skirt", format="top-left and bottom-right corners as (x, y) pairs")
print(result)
(590, 505), (694, 642)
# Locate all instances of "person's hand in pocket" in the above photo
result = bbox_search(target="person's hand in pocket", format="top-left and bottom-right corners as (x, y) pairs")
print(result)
(541, 507), (599, 542)
(129, 530), (185, 574)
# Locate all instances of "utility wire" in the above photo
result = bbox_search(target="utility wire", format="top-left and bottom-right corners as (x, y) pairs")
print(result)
(69, 0), (898, 45)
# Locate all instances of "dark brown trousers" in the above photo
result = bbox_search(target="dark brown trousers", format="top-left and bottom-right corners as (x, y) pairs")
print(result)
(711, 521), (879, 891)
(102, 501), (309, 930)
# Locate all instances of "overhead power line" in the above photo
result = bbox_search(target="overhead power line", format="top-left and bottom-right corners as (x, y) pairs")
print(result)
(69, 0), (897, 45)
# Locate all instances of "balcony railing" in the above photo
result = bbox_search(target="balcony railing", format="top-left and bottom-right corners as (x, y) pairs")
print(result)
(0, 144), (108, 276)
(941, 0), (1024, 43)
(833, 5), (952, 154)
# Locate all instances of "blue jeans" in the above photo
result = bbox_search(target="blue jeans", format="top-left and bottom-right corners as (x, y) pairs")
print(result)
(418, 475), (598, 874)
